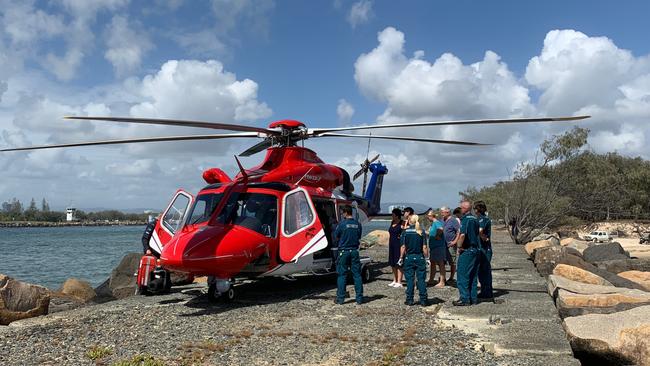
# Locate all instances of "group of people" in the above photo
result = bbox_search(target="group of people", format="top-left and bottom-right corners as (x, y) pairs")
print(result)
(334, 201), (493, 306)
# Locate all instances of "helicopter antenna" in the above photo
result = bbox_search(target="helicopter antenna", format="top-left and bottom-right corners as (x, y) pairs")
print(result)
(234, 155), (249, 182)
(295, 167), (315, 186)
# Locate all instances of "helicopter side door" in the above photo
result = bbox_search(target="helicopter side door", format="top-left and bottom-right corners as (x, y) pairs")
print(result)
(279, 187), (327, 263)
(149, 190), (194, 254)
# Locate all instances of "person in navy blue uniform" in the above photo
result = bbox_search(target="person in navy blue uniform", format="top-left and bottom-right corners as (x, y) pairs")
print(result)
(475, 201), (493, 300)
(453, 201), (481, 306)
(334, 206), (364, 305)
(399, 214), (429, 306)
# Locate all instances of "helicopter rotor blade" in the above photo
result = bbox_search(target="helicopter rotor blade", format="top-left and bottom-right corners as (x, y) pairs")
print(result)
(239, 139), (273, 157)
(353, 168), (365, 181)
(65, 116), (277, 135)
(309, 115), (589, 135)
(0, 132), (259, 152)
(317, 133), (492, 146)
(369, 154), (380, 164)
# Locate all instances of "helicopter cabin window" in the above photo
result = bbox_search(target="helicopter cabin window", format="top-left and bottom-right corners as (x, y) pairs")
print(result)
(186, 193), (223, 225)
(162, 193), (191, 234)
(284, 191), (314, 235)
(217, 192), (278, 237)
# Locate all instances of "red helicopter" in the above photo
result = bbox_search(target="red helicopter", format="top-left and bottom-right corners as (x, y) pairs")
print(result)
(1, 115), (588, 301)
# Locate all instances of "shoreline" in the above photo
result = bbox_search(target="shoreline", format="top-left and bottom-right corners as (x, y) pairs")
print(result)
(0, 221), (146, 228)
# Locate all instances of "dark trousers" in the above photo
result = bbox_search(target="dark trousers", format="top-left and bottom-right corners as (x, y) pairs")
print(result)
(457, 247), (479, 304)
(478, 246), (493, 298)
(336, 249), (363, 303)
(404, 254), (427, 304)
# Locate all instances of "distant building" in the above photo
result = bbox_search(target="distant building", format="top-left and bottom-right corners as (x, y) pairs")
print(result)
(66, 207), (76, 222)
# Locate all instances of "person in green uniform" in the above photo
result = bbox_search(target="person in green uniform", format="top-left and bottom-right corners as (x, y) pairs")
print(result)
(334, 205), (364, 305)
(453, 201), (480, 306)
(398, 214), (429, 306)
(475, 201), (493, 300)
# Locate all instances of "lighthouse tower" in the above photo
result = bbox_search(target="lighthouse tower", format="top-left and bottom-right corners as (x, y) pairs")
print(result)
(66, 207), (76, 222)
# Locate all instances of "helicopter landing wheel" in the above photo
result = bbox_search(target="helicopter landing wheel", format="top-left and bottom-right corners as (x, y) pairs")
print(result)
(361, 265), (371, 283)
(223, 286), (235, 302)
(207, 282), (235, 303)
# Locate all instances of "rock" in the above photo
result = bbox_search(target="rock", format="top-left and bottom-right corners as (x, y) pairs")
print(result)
(93, 278), (114, 303)
(0, 274), (50, 325)
(556, 288), (650, 318)
(48, 292), (84, 313)
(553, 254), (647, 291)
(583, 242), (629, 263)
(596, 258), (650, 274)
(360, 230), (390, 248)
(194, 276), (208, 284)
(547, 274), (633, 298)
(560, 238), (591, 254)
(59, 278), (96, 302)
(109, 253), (141, 299)
(170, 271), (194, 286)
(563, 305), (650, 365)
(532, 233), (560, 246)
(618, 271), (650, 291)
(552, 264), (612, 286)
(524, 239), (555, 257)
(533, 246), (582, 276)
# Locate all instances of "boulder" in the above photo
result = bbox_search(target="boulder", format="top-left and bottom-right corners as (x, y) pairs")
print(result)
(563, 305), (650, 365)
(532, 233), (560, 246)
(170, 271), (194, 286)
(360, 230), (390, 248)
(552, 254), (647, 291)
(108, 253), (141, 299)
(552, 264), (612, 286)
(93, 278), (114, 303)
(618, 271), (650, 291)
(59, 278), (96, 302)
(596, 258), (650, 274)
(556, 288), (650, 318)
(583, 242), (629, 263)
(548, 274), (633, 298)
(533, 246), (582, 276)
(524, 239), (555, 257)
(560, 238), (591, 253)
(0, 274), (50, 325)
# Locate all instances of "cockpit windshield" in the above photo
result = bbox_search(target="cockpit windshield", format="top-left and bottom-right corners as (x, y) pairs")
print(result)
(217, 192), (278, 237)
(186, 193), (223, 225)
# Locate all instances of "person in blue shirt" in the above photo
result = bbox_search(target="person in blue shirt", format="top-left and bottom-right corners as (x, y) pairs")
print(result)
(399, 214), (428, 306)
(475, 201), (493, 300)
(334, 205), (364, 305)
(441, 206), (460, 283)
(426, 210), (446, 288)
(453, 201), (481, 306)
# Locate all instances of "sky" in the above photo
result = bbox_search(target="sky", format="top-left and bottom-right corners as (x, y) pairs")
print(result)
(1, 0), (649, 211)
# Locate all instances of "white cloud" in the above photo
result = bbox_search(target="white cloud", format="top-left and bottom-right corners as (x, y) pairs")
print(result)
(104, 15), (153, 77)
(348, 27), (650, 206)
(0, 0), (66, 44)
(129, 59), (271, 121)
(355, 27), (532, 121)
(347, 0), (373, 29)
(173, 30), (227, 57)
(337, 99), (355, 124)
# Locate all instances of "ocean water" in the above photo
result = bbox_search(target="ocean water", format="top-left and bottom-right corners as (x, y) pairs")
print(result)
(0, 221), (390, 290)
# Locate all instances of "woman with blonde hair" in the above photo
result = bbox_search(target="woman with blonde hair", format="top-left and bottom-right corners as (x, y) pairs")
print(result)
(398, 214), (429, 306)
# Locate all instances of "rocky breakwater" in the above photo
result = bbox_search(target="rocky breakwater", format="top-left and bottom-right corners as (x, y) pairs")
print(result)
(524, 233), (650, 365)
(0, 252), (144, 327)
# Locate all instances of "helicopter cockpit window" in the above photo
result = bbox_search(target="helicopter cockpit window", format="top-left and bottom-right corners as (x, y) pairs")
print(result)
(217, 192), (277, 237)
(186, 193), (223, 225)
(162, 193), (191, 234)
(284, 190), (314, 235)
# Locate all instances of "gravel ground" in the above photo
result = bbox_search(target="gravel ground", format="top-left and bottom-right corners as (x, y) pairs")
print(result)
(1, 240), (542, 366)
